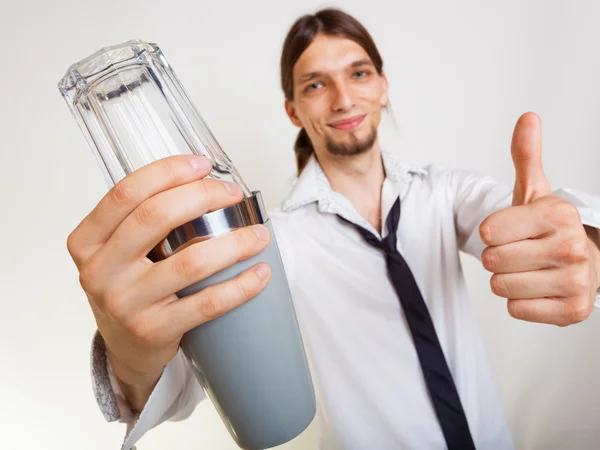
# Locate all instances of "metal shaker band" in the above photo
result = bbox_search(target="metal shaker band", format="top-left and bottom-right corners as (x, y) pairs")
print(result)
(147, 191), (268, 261)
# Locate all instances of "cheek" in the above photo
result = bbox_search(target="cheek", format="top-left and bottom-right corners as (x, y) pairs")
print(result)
(298, 98), (329, 132)
(356, 88), (383, 118)
(355, 83), (383, 106)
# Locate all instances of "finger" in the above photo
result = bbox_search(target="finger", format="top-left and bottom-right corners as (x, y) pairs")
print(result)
(164, 262), (272, 334)
(68, 155), (213, 267)
(490, 267), (587, 299)
(128, 225), (271, 307)
(481, 235), (568, 274)
(479, 201), (554, 246)
(506, 297), (592, 326)
(511, 112), (552, 206)
(100, 177), (244, 264)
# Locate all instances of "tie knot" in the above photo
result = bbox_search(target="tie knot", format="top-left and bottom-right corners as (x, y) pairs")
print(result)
(350, 225), (395, 252)
(379, 231), (397, 254)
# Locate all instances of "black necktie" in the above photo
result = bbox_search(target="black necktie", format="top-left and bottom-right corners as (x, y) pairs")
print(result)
(339, 197), (475, 450)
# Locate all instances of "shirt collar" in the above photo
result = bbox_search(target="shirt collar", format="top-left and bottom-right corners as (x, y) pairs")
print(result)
(281, 148), (427, 236)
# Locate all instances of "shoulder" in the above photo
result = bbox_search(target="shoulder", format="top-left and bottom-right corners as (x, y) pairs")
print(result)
(268, 203), (315, 231)
(267, 203), (316, 246)
(408, 162), (498, 192)
(398, 163), (509, 212)
(397, 163), (458, 195)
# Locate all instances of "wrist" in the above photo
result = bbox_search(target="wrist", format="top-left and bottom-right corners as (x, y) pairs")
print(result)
(585, 226), (600, 292)
(584, 229), (600, 289)
(106, 348), (163, 389)
(107, 349), (162, 415)
(594, 249), (600, 293)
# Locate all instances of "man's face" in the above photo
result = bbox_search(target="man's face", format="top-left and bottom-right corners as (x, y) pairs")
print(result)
(285, 34), (388, 157)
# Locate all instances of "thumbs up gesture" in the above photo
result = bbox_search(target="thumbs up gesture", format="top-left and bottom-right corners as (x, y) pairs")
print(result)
(479, 112), (600, 326)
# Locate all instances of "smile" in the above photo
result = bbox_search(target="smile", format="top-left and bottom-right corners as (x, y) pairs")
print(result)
(328, 114), (366, 131)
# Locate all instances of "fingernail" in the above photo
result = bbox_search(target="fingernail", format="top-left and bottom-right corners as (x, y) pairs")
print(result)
(255, 263), (271, 280)
(224, 181), (242, 196)
(253, 225), (270, 241)
(189, 155), (210, 171)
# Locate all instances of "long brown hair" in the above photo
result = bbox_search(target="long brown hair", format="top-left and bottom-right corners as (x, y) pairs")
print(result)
(280, 8), (386, 175)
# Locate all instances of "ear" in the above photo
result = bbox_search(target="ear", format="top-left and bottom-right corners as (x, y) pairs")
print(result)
(285, 99), (303, 128)
(379, 72), (389, 108)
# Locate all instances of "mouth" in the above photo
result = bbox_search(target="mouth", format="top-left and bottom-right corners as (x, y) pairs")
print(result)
(328, 114), (366, 131)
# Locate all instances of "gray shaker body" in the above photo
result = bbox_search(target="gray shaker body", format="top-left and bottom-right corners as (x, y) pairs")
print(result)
(151, 192), (316, 450)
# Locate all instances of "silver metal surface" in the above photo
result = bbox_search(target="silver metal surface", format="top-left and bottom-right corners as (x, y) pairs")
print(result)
(147, 191), (268, 261)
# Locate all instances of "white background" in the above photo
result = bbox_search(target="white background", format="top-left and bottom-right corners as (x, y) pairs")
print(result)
(1, 0), (600, 449)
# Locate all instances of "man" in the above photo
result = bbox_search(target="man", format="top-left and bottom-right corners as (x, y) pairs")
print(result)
(68, 8), (600, 450)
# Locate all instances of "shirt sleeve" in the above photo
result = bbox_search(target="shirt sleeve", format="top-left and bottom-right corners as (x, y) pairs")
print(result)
(90, 330), (206, 450)
(438, 167), (600, 307)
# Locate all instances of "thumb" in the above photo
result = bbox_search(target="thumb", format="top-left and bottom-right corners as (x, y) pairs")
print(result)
(511, 112), (552, 206)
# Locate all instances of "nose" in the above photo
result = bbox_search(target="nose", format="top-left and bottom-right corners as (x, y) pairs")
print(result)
(330, 79), (354, 112)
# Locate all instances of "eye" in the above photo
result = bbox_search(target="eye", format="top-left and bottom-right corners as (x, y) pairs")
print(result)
(353, 70), (369, 79)
(305, 81), (323, 92)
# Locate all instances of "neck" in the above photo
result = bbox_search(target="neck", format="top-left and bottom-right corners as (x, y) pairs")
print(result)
(315, 142), (386, 233)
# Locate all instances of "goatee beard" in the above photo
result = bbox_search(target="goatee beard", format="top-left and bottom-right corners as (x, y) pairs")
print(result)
(325, 125), (378, 157)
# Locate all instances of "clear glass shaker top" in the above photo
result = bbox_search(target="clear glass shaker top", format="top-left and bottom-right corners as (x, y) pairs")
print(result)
(58, 39), (251, 196)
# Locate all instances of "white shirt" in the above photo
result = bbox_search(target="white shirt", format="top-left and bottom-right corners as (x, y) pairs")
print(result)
(90, 148), (600, 450)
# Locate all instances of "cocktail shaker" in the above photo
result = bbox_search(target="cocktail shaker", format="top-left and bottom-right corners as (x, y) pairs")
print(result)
(58, 39), (316, 450)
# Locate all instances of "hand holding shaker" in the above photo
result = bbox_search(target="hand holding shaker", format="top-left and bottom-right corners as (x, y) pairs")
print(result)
(58, 39), (316, 449)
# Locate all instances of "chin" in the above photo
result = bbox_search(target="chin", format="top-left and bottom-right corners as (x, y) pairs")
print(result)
(325, 124), (378, 157)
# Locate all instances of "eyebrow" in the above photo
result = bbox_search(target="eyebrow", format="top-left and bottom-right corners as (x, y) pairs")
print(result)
(350, 59), (374, 69)
(297, 59), (375, 84)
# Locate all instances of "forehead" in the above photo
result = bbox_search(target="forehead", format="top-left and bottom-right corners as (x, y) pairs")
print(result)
(293, 34), (372, 79)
